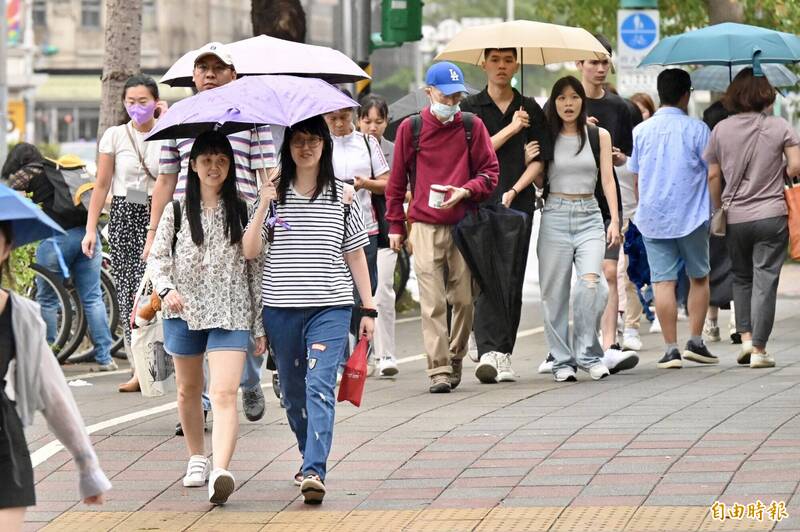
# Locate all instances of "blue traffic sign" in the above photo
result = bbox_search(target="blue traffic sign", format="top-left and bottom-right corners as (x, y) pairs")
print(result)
(620, 12), (657, 50)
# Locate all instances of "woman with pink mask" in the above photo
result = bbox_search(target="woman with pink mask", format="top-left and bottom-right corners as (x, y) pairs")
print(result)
(82, 74), (167, 393)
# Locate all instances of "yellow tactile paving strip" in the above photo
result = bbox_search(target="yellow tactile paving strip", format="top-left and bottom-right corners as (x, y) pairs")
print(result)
(40, 506), (784, 531)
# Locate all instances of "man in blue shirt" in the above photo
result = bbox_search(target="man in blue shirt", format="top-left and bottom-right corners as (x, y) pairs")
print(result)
(628, 69), (718, 369)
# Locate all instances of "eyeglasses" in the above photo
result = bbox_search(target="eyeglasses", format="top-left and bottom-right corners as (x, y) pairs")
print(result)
(290, 136), (323, 149)
(194, 63), (232, 74)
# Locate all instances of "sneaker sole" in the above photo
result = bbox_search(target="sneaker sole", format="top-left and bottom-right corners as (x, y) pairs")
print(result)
(683, 351), (719, 365)
(380, 367), (399, 377)
(737, 352), (752, 365)
(750, 358), (775, 369)
(429, 384), (451, 393)
(209, 475), (235, 504)
(475, 363), (499, 384)
(609, 354), (639, 375)
(591, 371), (610, 381)
(554, 375), (577, 382)
(183, 476), (208, 488)
(301, 481), (326, 505)
(657, 359), (683, 369)
(497, 373), (518, 382)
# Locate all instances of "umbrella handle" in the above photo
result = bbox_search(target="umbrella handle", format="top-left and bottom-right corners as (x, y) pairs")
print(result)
(752, 48), (764, 77)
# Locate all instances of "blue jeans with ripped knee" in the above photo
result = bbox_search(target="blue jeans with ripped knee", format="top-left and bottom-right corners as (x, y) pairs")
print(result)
(537, 197), (609, 372)
(263, 305), (351, 480)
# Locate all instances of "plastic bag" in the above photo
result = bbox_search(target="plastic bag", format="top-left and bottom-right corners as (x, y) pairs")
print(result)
(337, 336), (369, 407)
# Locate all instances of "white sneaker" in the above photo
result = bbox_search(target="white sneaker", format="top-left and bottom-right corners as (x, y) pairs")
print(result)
(208, 468), (235, 505)
(366, 356), (376, 377)
(737, 340), (753, 365)
(183, 455), (209, 487)
(496, 353), (518, 382)
(603, 346), (639, 374)
(475, 351), (500, 384)
(703, 320), (721, 342)
(649, 317), (662, 334)
(750, 352), (775, 369)
(538, 353), (555, 374)
(378, 356), (399, 377)
(677, 307), (689, 321)
(467, 332), (479, 363)
(622, 329), (643, 351)
(589, 363), (611, 380)
(554, 367), (577, 382)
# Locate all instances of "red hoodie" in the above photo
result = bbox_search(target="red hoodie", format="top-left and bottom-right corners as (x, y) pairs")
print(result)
(385, 107), (499, 236)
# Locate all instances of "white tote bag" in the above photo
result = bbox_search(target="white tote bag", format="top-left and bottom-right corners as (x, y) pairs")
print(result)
(130, 273), (176, 398)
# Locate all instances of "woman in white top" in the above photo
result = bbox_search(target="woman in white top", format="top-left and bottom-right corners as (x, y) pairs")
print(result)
(324, 92), (390, 346)
(357, 95), (399, 377)
(82, 75), (165, 393)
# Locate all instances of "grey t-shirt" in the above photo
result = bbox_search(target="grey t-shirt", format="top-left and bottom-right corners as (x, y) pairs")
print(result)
(704, 112), (799, 224)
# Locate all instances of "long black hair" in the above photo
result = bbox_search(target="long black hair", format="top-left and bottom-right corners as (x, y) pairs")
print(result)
(184, 131), (246, 246)
(1, 142), (44, 179)
(0, 221), (12, 288)
(277, 115), (338, 204)
(545, 76), (589, 156)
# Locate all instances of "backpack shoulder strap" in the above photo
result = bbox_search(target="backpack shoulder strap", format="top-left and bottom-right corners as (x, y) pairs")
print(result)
(461, 112), (474, 148)
(408, 113), (424, 195)
(171, 200), (181, 254)
(587, 124), (600, 169)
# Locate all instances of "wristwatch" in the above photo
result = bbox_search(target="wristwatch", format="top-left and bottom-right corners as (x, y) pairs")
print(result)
(159, 287), (172, 299)
(360, 307), (378, 318)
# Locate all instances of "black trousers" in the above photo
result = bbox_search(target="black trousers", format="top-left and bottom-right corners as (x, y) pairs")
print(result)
(726, 215), (788, 348)
(473, 210), (534, 357)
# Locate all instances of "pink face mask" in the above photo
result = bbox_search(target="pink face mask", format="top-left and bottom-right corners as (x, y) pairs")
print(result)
(126, 102), (157, 126)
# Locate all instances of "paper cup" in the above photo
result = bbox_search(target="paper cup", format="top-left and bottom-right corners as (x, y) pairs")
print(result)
(428, 184), (448, 209)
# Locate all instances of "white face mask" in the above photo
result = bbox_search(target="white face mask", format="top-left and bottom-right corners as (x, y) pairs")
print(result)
(430, 100), (460, 120)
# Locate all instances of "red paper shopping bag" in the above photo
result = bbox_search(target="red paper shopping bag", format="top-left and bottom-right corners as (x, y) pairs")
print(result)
(337, 336), (369, 407)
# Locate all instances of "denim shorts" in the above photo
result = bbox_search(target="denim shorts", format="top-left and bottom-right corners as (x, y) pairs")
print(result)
(163, 318), (250, 357)
(642, 222), (710, 282)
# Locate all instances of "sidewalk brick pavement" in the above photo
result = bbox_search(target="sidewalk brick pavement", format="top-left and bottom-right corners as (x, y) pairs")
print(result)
(26, 266), (800, 531)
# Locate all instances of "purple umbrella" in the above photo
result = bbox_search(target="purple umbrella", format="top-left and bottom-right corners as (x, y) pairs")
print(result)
(145, 74), (358, 141)
(160, 35), (370, 87)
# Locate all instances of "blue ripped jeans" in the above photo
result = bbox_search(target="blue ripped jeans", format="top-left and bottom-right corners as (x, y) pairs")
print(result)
(263, 305), (351, 480)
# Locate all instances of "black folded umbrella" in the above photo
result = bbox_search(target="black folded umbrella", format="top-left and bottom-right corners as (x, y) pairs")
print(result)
(453, 204), (529, 345)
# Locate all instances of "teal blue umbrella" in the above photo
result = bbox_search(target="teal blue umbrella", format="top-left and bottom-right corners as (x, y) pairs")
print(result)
(0, 183), (65, 249)
(639, 23), (800, 68)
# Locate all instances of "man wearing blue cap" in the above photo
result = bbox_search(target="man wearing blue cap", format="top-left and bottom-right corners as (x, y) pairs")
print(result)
(385, 62), (499, 393)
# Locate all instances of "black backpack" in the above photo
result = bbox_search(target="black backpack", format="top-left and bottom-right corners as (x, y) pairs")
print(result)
(406, 112), (475, 196)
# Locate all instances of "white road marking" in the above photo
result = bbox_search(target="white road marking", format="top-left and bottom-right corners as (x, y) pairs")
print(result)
(33, 325), (545, 468)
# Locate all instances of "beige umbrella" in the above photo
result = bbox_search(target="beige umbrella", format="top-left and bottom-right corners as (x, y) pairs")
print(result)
(435, 20), (610, 93)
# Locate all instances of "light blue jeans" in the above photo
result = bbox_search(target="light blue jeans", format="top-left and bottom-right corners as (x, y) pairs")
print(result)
(263, 305), (351, 480)
(537, 197), (609, 372)
(35, 227), (113, 365)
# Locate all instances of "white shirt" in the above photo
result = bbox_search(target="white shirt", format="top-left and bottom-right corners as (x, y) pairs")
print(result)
(98, 122), (163, 197)
(330, 130), (389, 235)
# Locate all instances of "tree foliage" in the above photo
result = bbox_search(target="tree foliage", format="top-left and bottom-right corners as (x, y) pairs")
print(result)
(424, 0), (800, 46)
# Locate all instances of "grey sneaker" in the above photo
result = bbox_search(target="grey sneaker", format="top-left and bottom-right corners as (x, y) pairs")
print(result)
(97, 360), (118, 371)
(449, 359), (463, 390)
(242, 387), (265, 422)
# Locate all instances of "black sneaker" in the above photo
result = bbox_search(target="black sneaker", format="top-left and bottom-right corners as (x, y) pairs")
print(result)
(657, 349), (683, 369)
(684, 340), (719, 365)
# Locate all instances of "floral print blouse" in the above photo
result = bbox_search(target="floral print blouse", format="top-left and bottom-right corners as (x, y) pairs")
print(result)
(147, 199), (265, 337)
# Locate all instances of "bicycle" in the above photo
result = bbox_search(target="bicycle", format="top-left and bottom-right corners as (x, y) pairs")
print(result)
(25, 263), (74, 356)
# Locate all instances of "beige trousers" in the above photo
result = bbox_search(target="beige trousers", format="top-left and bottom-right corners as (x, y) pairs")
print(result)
(409, 222), (474, 376)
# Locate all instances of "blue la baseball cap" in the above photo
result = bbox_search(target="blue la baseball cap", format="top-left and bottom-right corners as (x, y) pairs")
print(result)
(425, 62), (467, 96)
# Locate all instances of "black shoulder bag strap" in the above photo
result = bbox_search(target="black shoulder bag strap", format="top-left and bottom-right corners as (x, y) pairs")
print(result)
(171, 200), (181, 255)
(409, 112), (474, 196)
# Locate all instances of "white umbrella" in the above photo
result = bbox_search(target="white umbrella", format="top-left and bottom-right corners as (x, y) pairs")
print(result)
(160, 35), (370, 87)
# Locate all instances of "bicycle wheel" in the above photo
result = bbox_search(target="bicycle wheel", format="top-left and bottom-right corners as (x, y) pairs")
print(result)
(26, 264), (75, 362)
(58, 285), (87, 363)
(393, 247), (410, 302)
(67, 269), (125, 363)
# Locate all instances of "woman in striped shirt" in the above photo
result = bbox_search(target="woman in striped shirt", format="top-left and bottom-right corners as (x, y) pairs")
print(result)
(243, 115), (376, 505)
